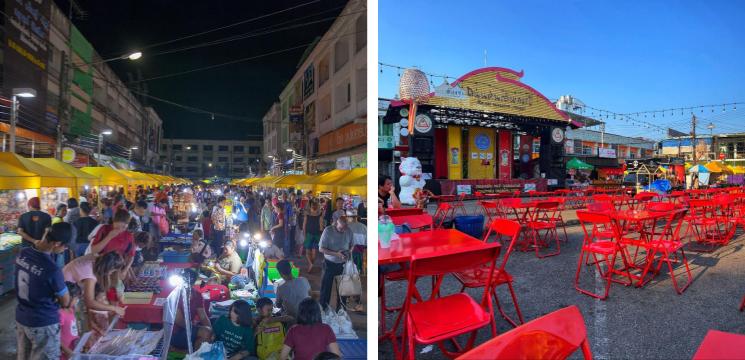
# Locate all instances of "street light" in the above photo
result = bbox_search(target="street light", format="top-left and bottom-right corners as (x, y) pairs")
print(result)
(97, 130), (112, 160)
(85, 51), (143, 65)
(9, 88), (37, 153)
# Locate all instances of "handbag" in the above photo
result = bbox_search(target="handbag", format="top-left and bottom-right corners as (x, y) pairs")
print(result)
(335, 260), (362, 297)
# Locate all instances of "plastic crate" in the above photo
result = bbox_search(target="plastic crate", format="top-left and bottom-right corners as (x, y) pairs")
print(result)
(161, 250), (191, 263)
(338, 339), (367, 360)
(454, 215), (485, 239)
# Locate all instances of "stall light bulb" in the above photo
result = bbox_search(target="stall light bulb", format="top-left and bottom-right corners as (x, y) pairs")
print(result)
(232, 213), (237, 219)
(239, 239), (248, 247)
(191, 204), (198, 213)
(16, 192), (25, 200)
(259, 240), (269, 248)
(260, 192), (264, 196)
(253, 233), (262, 240)
(242, 233), (250, 239)
(168, 274), (185, 287)
(84, 185), (89, 190)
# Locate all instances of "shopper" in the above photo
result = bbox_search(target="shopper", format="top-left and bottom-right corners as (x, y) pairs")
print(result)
(15, 222), (72, 360)
(276, 259), (311, 319)
(211, 196), (227, 254)
(63, 251), (127, 318)
(17, 197), (52, 248)
(318, 212), (353, 311)
(73, 202), (98, 257)
(303, 199), (324, 273)
(271, 202), (286, 253)
(90, 209), (135, 260)
(59, 282), (81, 360)
(63, 198), (81, 224)
(286, 193), (298, 258)
(280, 298), (341, 360)
(213, 299), (256, 360)
(128, 200), (150, 232)
(200, 209), (213, 241)
(378, 175), (401, 210)
(52, 204), (67, 225)
(261, 199), (273, 239)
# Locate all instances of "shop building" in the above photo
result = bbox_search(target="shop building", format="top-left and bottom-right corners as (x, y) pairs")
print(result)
(661, 133), (745, 166)
(161, 138), (263, 179)
(0, 1), (163, 170)
(383, 67), (579, 194)
(263, 0), (366, 174)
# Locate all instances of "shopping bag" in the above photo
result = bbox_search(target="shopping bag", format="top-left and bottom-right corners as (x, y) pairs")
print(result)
(335, 260), (362, 297)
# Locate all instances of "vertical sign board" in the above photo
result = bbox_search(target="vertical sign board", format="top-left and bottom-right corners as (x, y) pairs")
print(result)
(289, 105), (304, 152)
(468, 127), (495, 179)
(5, 0), (51, 134)
(447, 126), (462, 179)
(498, 130), (512, 179)
(519, 135), (534, 177)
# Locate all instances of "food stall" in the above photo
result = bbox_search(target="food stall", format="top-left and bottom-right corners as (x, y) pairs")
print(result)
(81, 166), (134, 203)
(565, 157), (594, 188)
(0, 159), (40, 234)
(270, 174), (311, 190)
(297, 169), (352, 199)
(336, 168), (367, 211)
(0, 153), (75, 215)
(29, 158), (99, 202)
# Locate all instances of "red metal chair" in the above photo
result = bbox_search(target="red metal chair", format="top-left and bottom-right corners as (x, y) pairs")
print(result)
(453, 192), (468, 215)
(575, 211), (633, 300)
(740, 294), (745, 312)
(480, 201), (504, 224)
(457, 305), (592, 360)
(433, 202), (455, 228)
(641, 209), (693, 293)
(454, 219), (525, 327)
(686, 199), (732, 252)
(401, 244), (501, 359)
(546, 197), (570, 243)
(527, 201), (561, 258)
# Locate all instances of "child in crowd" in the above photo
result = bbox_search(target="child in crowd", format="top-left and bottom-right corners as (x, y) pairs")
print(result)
(255, 297), (290, 360)
(212, 299), (256, 360)
(60, 282), (81, 360)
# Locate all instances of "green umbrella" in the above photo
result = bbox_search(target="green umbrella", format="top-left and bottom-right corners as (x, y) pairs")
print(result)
(566, 157), (594, 170)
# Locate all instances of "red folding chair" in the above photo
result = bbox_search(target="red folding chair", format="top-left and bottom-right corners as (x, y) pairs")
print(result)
(401, 244), (501, 359)
(641, 209), (693, 293)
(686, 199), (732, 252)
(547, 197), (570, 243)
(479, 201), (503, 224)
(740, 294), (745, 312)
(457, 305), (592, 360)
(433, 202), (455, 228)
(454, 219), (525, 327)
(453, 192), (468, 215)
(575, 211), (633, 300)
(527, 201), (562, 258)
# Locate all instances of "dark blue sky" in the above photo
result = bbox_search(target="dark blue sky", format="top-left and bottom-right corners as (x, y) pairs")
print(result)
(379, 0), (745, 138)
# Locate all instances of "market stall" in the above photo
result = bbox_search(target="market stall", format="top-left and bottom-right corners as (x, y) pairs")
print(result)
(29, 158), (99, 201)
(270, 174), (311, 190)
(0, 153), (76, 214)
(81, 166), (134, 202)
(335, 168), (367, 211)
(0, 159), (39, 236)
(298, 169), (352, 199)
(566, 157), (594, 188)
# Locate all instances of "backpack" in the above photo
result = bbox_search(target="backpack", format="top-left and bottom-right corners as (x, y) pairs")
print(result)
(256, 320), (285, 360)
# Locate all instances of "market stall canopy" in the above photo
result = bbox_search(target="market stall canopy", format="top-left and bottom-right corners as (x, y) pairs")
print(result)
(704, 161), (733, 174)
(733, 166), (745, 174)
(336, 168), (367, 196)
(566, 157), (594, 170)
(81, 167), (133, 186)
(687, 164), (709, 173)
(271, 175), (311, 188)
(236, 178), (256, 186)
(315, 168), (365, 194)
(29, 158), (99, 189)
(114, 170), (157, 186)
(0, 157), (40, 190)
(254, 176), (278, 186)
(0, 153), (75, 188)
(297, 169), (352, 193)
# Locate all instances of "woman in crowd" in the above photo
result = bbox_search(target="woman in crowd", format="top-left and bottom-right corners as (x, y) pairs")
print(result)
(212, 300), (256, 360)
(63, 251), (127, 324)
(303, 199), (324, 273)
(280, 298), (340, 360)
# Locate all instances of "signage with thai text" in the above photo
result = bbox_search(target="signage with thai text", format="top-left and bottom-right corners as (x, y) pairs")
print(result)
(318, 123), (366, 154)
(598, 148), (617, 158)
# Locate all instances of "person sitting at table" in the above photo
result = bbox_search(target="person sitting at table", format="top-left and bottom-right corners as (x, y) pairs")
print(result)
(275, 259), (310, 319)
(212, 299), (256, 360)
(172, 269), (213, 352)
(215, 240), (243, 283)
(280, 298), (341, 360)
(378, 175), (401, 211)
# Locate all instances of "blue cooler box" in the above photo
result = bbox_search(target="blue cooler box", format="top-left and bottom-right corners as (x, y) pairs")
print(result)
(454, 215), (485, 239)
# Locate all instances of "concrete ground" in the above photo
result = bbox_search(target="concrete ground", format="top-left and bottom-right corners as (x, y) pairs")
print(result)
(380, 201), (745, 359)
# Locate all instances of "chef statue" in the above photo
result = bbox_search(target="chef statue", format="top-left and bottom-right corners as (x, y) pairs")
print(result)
(398, 157), (426, 206)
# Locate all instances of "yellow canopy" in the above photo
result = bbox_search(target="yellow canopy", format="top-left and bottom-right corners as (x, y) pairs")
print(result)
(705, 161), (733, 174)
(254, 176), (279, 186)
(0, 156), (40, 190)
(0, 153), (75, 188)
(314, 169), (363, 193)
(297, 169), (352, 192)
(336, 168), (367, 196)
(81, 167), (133, 187)
(272, 175), (311, 188)
(237, 178), (259, 185)
(29, 158), (99, 192)
(733, 166), (745, 174)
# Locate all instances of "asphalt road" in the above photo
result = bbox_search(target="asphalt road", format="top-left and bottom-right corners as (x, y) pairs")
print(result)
(379, 224), (745, 359)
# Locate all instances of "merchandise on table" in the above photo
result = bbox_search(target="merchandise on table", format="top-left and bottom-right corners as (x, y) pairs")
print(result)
(125, 276), (162, 293)
(87, 328), (163, 356)
(0, 233), (22, 250)
(40, 187), (71, 215)
(0, 189), (37, 232)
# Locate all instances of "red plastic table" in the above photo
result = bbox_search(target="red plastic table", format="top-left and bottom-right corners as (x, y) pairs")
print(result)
(385, 208), (424, 217)
(379, 228), (495, 265)
(692, 330), (745, 359)
(122, 262), (199, 324)
(389, 214), (433, 230)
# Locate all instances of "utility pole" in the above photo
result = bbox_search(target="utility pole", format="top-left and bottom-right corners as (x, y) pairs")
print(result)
(57, 52), (71, 160)
(691, 114), (697, 162)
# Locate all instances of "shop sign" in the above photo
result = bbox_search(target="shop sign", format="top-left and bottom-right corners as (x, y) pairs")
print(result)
(547, 179), (558, 186)
(336, 156), (351, 170)
(318, 123), (366, 154)
(524, 183), (537, 192)
(434, 82), (466, 99)
(61, 147), (76, 163)
(379, 135), (394, 149)
(289, 106), (303, 123)
(413, 114), (433, 134)
(565, 140), (575, 154)
(598, 148), (617, 158)
(456, 185), (472, 195)
(351, 153), (367, 168)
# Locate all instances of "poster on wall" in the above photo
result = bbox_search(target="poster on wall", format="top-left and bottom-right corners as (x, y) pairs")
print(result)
(447, 127), (463, 180)
(468, 128), (495, 179)
(498, 130), (512, 179)
(456, 185), (472, 195)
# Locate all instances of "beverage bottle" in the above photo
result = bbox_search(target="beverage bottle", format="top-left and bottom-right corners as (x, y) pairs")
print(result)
(378, 215), (394, 248)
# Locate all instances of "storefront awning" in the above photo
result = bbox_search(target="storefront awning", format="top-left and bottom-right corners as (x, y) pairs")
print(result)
(0, 153), (76, 188)
(336, 168), (367, 196)
(566, 157), (594, 170)
(81, 167), (134, 186)
(29, 158), (99, 189)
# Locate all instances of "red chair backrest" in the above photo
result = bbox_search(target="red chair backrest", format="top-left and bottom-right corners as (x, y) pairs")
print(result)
(457, 305), (592, 360)
(646, 202), (676, 212)
(587, 202), (614, 212)
(577, 211), (619, 242)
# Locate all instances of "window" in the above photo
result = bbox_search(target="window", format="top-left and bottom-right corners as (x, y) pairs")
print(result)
(233, 168), (244, 173)
(174, 167), (183, 172)
(249, 146), (261, 154)
(319, 55), (330, 86)
(161, 144), (167, 151)
(233, 157), (243, 163)
(355, 15), (366, 52)
(172, 144), (182, 150)
(334, 40), (349, 72)
(218, 157), (228, 162)
(186, 167), (198, 172)
(174, 156), (182, 161)
(159, 155), (166, 161)
(188, 145), (198, 151)
(334, 79), (351, 112)
(187, 156), (198, 162)
(233, 145), (245, 152)
(356, 67), (366, 101)
(218, 145), (229, 152)
(203, 145), (213, 151)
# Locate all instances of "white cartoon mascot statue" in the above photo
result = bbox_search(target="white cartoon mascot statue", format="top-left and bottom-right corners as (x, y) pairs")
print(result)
(398, 157), (426, 206)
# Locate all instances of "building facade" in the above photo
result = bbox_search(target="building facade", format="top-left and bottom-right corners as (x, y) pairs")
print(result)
(660, 133), (745, 165)
(264, 0), (367, 174)
(161, 138), (263, 179)
(0, 1), (163, 170)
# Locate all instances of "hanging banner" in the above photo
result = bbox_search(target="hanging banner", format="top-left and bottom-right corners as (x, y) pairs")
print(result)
(498, 130), (512, 179)
(468, 127), (495, 179)
(447, 126), (462, 179)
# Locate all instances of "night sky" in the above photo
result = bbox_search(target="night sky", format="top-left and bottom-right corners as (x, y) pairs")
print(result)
(54, 0), (351, 140)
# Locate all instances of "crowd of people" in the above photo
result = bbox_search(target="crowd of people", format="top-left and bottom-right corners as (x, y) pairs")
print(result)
(13, 182), (366, 360)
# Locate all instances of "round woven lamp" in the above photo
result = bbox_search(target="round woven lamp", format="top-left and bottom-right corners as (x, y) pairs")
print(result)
(398, 68), (431, 134)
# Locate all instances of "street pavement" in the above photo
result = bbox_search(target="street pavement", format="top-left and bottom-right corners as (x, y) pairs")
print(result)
(379, 202), (745, 359)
